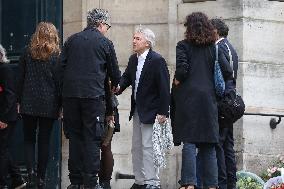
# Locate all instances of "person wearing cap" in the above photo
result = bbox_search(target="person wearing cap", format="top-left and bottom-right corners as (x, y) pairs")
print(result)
(0, 44), (26, 189)
(117, 26), (170, 189)
(60, 8), (121, 189)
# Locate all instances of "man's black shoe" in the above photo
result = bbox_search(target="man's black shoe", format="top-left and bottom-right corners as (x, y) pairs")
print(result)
(145, 184), (161, 189)
(37, 178), (46, 189)
(0, 185), (9, 189)
(26, 171), (36, 188)
(67, 184), (83, 189)
(130, 183), (145, 189)
(100, 181), (111, 189)
(11, 176), (27, 189)
(84, 184), (103, 189)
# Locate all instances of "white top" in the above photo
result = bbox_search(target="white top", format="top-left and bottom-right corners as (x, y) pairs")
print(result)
(134, 49), (149, 100)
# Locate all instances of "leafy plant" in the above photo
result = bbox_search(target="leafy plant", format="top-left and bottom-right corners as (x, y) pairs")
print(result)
(237, 176), (263, 189)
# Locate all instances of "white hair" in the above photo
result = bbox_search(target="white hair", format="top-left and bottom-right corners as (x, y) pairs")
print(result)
(0, 44), (9, 63)
(135, 26), (156, 48)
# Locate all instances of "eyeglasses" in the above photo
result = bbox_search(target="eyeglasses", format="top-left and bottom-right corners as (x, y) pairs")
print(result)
(102, 22), (111, 30)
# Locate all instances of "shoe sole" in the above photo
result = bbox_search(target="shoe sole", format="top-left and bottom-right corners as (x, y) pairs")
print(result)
(14, 183), (27, 189)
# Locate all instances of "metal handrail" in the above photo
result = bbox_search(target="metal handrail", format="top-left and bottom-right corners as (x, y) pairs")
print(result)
(244, 112), (284, 129)
(115, 172), (135, 180)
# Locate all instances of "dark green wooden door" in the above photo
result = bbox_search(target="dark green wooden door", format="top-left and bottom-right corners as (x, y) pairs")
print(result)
(0, 0), (62, 188)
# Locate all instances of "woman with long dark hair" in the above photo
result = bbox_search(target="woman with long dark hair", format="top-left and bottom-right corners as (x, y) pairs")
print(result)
(17, 22), (61, 189)
(172, 12), (233, 189)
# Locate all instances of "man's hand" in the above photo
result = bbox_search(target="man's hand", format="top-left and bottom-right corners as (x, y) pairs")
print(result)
(174, 78), (180, 86)
(112, 85), (120, 94)
(106, 115), (115, 125)
(157, 114), (167, 124)
(0, 121), (7, 129)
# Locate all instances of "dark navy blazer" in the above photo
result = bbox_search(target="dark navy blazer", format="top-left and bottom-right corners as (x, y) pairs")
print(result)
(119, 49), (170, 124)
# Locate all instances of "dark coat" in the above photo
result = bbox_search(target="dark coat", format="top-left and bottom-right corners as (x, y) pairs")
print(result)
(17, 50), (60, 119)
(218, 38), (238, 91)
(0, 63), (17, 123)
(119, 49), (170, 124)
(217, 38), (239, 128)
(171, 40), (233, 144)
(60, 26), (121, 98)
(104, 78), (120, 132)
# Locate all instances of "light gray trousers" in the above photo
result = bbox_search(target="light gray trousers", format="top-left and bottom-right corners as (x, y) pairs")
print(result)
(132, 111), (160, 186)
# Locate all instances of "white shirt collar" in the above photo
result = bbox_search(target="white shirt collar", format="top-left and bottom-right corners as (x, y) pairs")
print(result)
(137, 49), (150, 60)
(215, 37), (225, 44)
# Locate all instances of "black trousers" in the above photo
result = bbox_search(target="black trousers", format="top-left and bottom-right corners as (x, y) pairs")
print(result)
(22, 115), (54, 179)
(63, 97), (105, 187)
(0, 123), (22, 186)
(216, 126), (237, 189)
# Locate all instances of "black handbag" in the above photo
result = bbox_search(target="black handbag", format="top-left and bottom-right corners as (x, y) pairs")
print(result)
(218, 90), (245, 125)
(218, 43), (245, 125)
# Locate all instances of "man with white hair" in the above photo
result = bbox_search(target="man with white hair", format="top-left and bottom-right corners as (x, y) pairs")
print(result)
(117, 27), (170, 189)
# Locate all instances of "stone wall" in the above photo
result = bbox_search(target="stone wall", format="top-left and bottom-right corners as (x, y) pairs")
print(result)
(62, 0), (284, 188)
(241, 0), (284, 173)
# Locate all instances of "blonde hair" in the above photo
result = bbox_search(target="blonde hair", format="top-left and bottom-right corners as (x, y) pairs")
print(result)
(29, 22), (60, 60)
(0, 44), (10, 63)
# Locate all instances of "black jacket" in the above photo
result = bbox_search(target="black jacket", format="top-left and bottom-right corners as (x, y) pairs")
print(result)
(218, 38), (238, 92)
(119, 49), (170, 124)
(60, 27), (121, 98)
(171, 40), (234, 144)
(0, 63), (17, 123)
(217, 38), (239, 127)
(17, 50), (60, 119)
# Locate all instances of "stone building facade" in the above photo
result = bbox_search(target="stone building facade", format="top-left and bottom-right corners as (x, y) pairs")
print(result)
(62, 0), (284, 188)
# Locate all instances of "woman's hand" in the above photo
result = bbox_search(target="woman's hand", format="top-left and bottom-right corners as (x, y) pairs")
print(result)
(0, 121), (7, 129)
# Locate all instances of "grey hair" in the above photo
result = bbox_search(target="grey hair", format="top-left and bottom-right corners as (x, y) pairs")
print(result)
(87, 8), (111, 28)
(0, 44), (9, 63)
(135, 26), (156, 48)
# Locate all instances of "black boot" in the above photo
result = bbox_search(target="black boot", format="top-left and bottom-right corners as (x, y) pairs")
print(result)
(100, 181), (111, 189)
(24, 142), (36, 188)
(84, 184), (103, 189)
(37, 177), (45, 189)
(0, 185), (8, 189)
(67, 184), (83, 189)
(0, 177), (8, 189)
(11, 175), (27, 189)
(26, 171), (36, 188)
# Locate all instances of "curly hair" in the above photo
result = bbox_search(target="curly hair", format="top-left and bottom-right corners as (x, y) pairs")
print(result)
(184, 12), (216, 46)
(29, 22), (60, 60)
